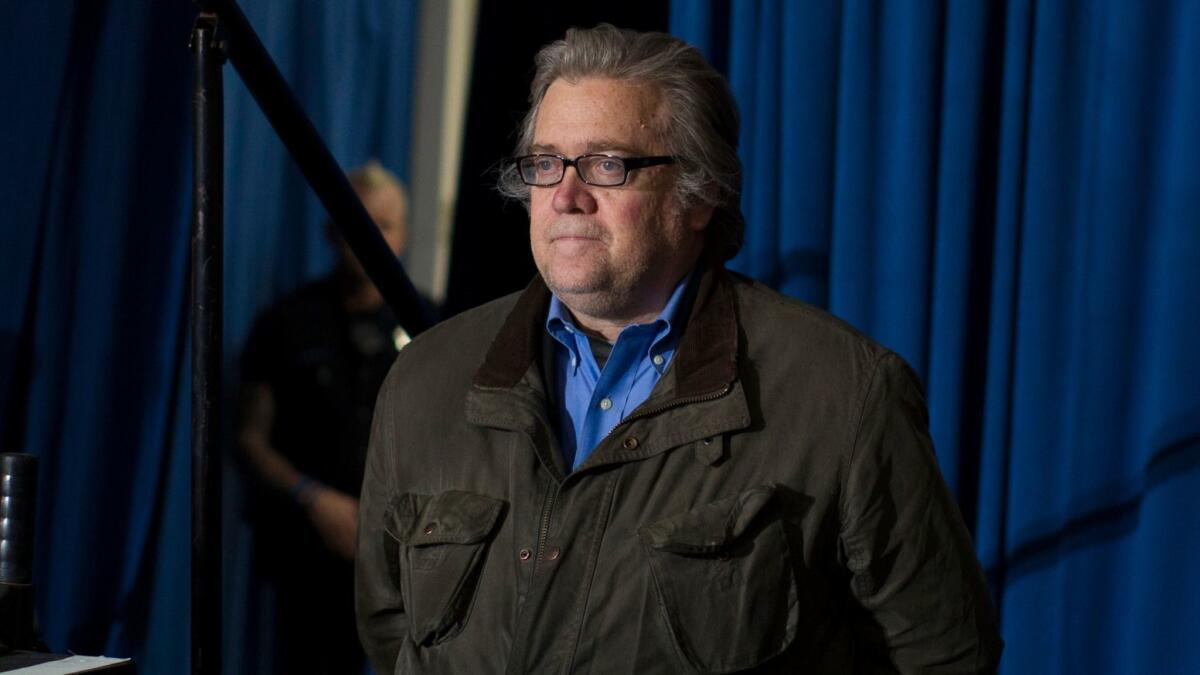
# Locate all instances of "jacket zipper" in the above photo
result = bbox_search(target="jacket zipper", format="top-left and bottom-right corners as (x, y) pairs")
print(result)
(533, 479), (558, 568)
(526, 384), (730, 564)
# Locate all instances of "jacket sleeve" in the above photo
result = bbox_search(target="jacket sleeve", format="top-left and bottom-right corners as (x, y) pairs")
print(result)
(839, 353), (1003, 673)
(356, 365), (408, 673)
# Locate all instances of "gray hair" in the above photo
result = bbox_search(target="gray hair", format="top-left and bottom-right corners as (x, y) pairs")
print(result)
(497, 24), (743, 261)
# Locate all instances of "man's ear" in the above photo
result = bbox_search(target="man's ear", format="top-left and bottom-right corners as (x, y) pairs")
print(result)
(685, 204), (715, 233)
(684, 181), (720, 233)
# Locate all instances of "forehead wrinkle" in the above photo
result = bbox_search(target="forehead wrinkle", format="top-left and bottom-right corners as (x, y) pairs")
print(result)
(581, 139), (646, 155)
(529, 140), (648, 157)
(645, 94), (674, 154)
(533, 77), (670, 154)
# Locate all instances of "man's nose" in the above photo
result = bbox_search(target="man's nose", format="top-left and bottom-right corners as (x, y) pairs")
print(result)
(551, 166), (597, 214)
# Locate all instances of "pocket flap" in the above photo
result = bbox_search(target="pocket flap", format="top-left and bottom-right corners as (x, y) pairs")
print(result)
(385, 490), (505, 546)
(639, 484), (776, 554)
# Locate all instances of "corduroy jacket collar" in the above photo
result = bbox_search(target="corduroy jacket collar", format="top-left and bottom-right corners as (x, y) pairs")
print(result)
(471, 264), (740, 401)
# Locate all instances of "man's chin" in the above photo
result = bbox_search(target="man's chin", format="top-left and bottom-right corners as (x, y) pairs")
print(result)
(542, 271), (614, 302)
(338, 265), (371, 288)
(546, 279), (606, 298)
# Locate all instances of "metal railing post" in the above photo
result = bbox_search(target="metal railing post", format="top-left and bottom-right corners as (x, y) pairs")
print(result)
(189, 14), (224, 675)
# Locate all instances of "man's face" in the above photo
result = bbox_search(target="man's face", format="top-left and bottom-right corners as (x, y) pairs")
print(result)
(361, 185), (407, 257)
(528, 77), (709, 323)
(338, 184), (407, 282)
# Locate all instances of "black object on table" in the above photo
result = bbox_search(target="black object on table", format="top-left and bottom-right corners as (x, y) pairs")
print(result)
(0, 453), (38, 652)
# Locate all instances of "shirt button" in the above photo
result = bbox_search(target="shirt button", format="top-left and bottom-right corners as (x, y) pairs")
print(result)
(622, 437), (639, 450)
(423, 523), (436, 535)
(599, 397), (613, 411)
(518, 548), (532, 562)
(547, 546), (561, 561)
(652, 354), (665, 366)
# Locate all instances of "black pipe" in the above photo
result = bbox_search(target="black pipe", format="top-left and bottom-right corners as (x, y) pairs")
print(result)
(196, 0), (438, 336)
(0, 453), (39, 650)
(0, 454), (39, 585)
(190, 15), (224, 675)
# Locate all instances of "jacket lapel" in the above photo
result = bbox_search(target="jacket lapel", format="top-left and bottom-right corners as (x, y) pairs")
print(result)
(465, 266), (750, 474)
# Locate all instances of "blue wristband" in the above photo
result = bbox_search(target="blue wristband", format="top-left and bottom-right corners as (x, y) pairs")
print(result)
(289, 476), (320, 506)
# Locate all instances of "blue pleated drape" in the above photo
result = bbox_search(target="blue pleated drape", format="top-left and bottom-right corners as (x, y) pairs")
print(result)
(671, 1), (1200, 672)
(0, 1), (419, 672)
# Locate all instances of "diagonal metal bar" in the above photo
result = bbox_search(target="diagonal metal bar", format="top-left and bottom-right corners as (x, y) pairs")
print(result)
(197, 0), (439, 337)
(189, 3), (439, 675)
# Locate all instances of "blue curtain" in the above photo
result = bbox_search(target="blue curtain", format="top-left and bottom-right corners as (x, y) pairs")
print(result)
(671, 1), (1200, 672)
(0, 1), (419, 672)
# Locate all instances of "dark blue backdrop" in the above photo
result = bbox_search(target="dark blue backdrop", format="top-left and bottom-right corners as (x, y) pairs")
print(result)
(673, 1), (1200, 673)
(0, 1), (418, 672)
(2, 1), (1198, 673)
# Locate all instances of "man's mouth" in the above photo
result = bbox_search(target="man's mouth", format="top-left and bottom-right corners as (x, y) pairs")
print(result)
(547, 226), (604, 247)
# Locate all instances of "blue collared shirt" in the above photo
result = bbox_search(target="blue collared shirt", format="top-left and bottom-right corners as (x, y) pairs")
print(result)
(546, 272), (696, 470)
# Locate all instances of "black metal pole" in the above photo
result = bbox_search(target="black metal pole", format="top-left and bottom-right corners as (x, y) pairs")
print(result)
(190, 15), (224, 675)
(0, 453), (39, 650)
(197, 0), (437, 336)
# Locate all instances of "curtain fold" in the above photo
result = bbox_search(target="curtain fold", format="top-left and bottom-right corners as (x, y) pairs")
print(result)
(0, 2), (420, 672)
(671, 1), (1200, 672)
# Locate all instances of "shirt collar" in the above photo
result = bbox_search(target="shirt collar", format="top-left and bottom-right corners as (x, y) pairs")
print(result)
(545, 269), (697, 365)
(471, 264), (738, 397)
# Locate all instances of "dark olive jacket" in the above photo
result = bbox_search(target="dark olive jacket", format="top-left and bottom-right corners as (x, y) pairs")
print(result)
(356, 266), (1002, 674)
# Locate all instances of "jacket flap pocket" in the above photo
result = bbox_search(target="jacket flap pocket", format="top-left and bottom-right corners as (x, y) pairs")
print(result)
(640, 484), (776, 554)
(385, 490), (505, 546)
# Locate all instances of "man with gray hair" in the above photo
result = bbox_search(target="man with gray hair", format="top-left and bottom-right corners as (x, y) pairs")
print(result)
(357, 25), (1001, 673)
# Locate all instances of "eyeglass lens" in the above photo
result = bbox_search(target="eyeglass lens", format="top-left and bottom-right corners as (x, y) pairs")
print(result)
(519, 155), (629, 187)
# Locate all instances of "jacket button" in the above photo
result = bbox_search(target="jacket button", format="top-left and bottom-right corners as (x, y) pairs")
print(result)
(423, 523), (436, 535)
(547, 546), (561, 561)
(622, 437), (639, 450)
(518, 548), (532, 561)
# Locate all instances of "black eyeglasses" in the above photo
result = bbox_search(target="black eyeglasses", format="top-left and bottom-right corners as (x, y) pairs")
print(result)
(515, 153), (677, 187)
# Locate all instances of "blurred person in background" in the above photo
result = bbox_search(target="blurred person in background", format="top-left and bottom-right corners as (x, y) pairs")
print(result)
(238, 161), (410, 674)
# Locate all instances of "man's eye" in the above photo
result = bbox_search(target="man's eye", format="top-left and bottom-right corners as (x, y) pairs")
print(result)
(535, 158), (557, 173)
(596, 159), (623, 174)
